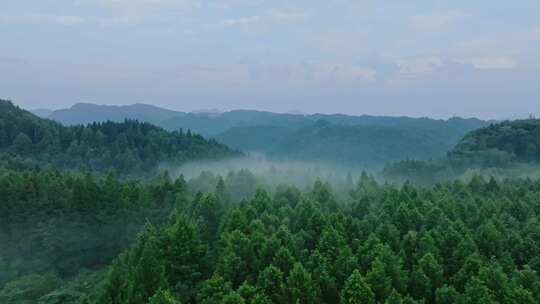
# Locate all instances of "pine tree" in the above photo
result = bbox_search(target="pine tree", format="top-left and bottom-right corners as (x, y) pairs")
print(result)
(341, 270), (375, 304)
(222, 292), (245, 304)
(149, 289), (182, 304)
(384, 290), (404, 304)
(197, 274), (233, 304)
(286, 263), (320, 304)
(129, 226), (168, 304)
(12, 133), (32, 154)
(257, 265), (284, 304)
(366, 258), (392, 302)
(215, 176), (231, 208)
(435, 285), (460, 304)
(461, 277), (496, 304)
(100, 254), (131, 304)
(160, 212), (208, 301)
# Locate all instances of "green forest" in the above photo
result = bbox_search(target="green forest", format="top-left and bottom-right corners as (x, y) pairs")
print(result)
(2, 99), (540, 303)
(0, 100), (240, 176)
(3, 168), (540, 304)
(383, 119), (540, 183)
(40, 102), (488, 169)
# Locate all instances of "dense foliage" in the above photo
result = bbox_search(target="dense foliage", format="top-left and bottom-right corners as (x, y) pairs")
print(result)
(451, 119), (540, 166)
(0, 166), (287, 303)
(0, 169), (186, 292)
(265, 120), (467, 168)
(384, 119), (540, 182)
(20, 173), (535, 304)
(4, 101), (540, 304)
(0, 100), (240, 175)
(42, 102), (487, 168)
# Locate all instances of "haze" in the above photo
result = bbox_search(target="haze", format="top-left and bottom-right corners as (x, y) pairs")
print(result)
(1, 0), (539, 119)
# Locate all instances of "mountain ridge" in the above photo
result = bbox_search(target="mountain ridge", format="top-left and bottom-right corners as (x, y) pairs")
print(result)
(31, 101), (490, 168)
(0, 99), (240, 175)
(44, 102), (488, 133)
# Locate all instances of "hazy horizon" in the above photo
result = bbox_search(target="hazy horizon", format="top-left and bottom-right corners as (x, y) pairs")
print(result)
(14, 100), (527, 121)
(2, 0), (539, 120)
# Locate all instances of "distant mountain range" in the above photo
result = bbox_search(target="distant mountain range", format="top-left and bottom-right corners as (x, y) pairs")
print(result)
(38, 103), (185, 126)
(36, 103), (315, 136)
(30, 108), (53, 118)
(33, 102), (490, 168)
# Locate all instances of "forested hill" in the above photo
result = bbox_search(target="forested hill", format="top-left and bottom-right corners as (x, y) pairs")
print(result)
(40, 103), (488, 167)
(47, 102), (185, 126)
(0, 100), (240, 175)
(217, 118), (486, 168)
(384, 119), (540, 182)
(450, 119), (540, 165)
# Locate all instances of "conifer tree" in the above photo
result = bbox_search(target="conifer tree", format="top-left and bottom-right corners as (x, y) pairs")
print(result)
(341, 270), (375, 304)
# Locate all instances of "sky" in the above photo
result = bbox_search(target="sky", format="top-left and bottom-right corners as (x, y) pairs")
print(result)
(1, 0), (539, 119)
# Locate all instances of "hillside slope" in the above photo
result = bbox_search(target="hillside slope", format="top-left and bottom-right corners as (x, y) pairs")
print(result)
(0, 100), (240, 175)
(49, 103), (185, 125)
(217, 118), (488, 168)
(216, 125), (295, 152)
(282, 120), (468, 167)
(384, 119), (540, 182)
(450, 119), (540, 164)
(44, 102), (488, 168)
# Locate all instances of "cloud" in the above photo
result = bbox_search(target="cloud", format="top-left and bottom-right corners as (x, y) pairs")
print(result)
(94, 0), (195, 8)
(162, 64), (252, 86)
(0, 56), (29, 66)
(88, 0), (199, 25)
(455, 27), (540, 68)
(410, 11), (464, 32)
(458, 57), (516, 69)
(223, 9), (306, 28)
(98, 15), (145, 26)
(267, 9), (307, 24)
(0, 14), (84, 26)
(167, 62), (377, 87)
(322, 64), (377, 83)
(223, 16), (260, 27)
(397, 57), (443, 76)
(280, 63), (377, 84)
(523, 27), (540, 41)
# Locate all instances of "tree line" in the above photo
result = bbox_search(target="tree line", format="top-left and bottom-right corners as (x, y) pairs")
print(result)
(384, 118), (540, 183)
(0, 99), (240, 176)
(3, 168), (540, 303)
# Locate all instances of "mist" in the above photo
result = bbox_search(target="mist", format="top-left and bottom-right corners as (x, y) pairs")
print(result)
(164, 152), (540, 202)
(162, 154), (374, 199)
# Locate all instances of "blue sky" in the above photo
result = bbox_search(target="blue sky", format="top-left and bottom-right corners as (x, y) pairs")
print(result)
(1, 0), (539, 119)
